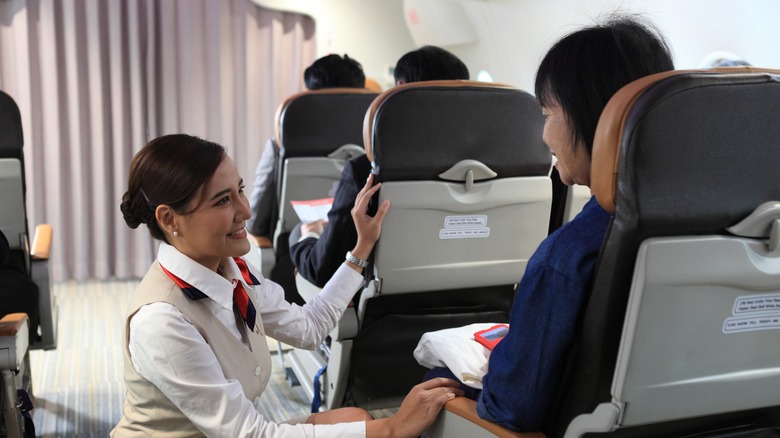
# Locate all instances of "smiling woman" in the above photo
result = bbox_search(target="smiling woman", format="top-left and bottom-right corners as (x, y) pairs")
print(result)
(115, 134), (372, 435)
(157, 156), (252, 271)
(112, 134), (458, 437)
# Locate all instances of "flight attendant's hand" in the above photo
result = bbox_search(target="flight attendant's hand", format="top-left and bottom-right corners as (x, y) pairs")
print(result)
(349, 173), (389, 264)
(365, 378), (464, 437)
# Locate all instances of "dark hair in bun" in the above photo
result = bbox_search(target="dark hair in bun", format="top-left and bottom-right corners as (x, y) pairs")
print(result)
(120, 134), (226, 242)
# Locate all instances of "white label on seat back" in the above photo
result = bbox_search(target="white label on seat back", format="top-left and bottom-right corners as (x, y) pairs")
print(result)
(723, 293), (780, 333)
(439, 228), (490, 239)
(723, 314), (780, 333)
(440, 215), (490, 239)
(444, 215), (488, 228)
(733, 293), (780, 314)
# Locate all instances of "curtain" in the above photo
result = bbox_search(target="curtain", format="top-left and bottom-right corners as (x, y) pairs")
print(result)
(0, 0), (315, 280)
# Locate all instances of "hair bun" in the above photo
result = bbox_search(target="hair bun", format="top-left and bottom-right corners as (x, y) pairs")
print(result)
(120, 196), (143, 229)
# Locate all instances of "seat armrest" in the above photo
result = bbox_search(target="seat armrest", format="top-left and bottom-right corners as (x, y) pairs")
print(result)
(441, 397), (545, 438)
(31, 223), (52, 260)
(30, 233), (58, 350)
(0, 313), (28, 337)
(331, 307), (358, 340)
(0, 313), (29, 370)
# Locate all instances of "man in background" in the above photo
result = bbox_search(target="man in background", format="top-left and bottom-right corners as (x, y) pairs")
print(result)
(247, 54), (366, 304)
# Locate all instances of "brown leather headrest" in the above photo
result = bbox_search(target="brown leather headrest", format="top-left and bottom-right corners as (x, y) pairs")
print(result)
(591, 67), (780, 214)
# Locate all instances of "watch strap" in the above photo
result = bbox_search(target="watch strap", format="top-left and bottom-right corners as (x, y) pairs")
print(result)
(345, 251), (368, 268)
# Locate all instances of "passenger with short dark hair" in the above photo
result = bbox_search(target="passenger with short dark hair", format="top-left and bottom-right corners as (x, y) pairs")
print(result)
(480, 16), (673, 431)
(246, 54), (366, 249)
(393, 45), (469, 84)
(424, 16), (674, 432)
(304, 54), (366, 89)
(114, 133), (462, 437)
(290, 45), (469, 288)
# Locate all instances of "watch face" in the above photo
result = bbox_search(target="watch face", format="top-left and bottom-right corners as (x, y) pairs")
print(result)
(347, 251), (366, 267)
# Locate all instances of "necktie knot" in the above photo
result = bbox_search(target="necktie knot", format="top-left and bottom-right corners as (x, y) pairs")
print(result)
(232, 280), (256, 331)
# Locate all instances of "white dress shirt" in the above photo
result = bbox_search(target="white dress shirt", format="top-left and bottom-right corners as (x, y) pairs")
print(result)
(128, 243), (366, 437)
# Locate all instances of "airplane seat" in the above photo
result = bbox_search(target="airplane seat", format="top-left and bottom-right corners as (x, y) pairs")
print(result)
(0, 90), (28, 276)
(0, 90), (57, 351)
(0, 312), (35, 438)
(354, 80), (551, 409)
(424, 68), (780, 438)
(266, 88), (378, 288)
(288, 80), (551, 411)
(0, 231), (39, 345)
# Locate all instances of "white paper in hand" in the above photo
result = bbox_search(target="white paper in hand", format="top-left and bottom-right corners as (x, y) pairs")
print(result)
(290, 198), (333, 224)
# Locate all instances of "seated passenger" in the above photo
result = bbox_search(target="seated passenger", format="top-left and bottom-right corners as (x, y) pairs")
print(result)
(424, 16), (675, 431)
(247, 53), (365, 304)
(290, 45), (470, 288)
(114, 134), (462, 437)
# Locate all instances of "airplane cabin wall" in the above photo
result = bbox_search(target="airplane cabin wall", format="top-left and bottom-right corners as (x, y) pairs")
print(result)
(252, 0), (414, 89)
(453, 0), (780, 92)
(253, 0), (780, 94)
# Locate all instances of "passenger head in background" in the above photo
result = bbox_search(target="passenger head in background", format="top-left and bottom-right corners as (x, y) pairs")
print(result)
(534, 15), (674, 186)
(288, 45), (470, 289)
(303, 54), (365, 90)
(393, 45), (469, 84)
(248, 53), (367, 249)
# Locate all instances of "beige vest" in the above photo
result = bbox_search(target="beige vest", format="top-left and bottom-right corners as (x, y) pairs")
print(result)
(112, 261), (273, 437)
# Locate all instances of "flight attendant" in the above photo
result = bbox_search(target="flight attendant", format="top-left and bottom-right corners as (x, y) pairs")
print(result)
(114, 133), (461, 437)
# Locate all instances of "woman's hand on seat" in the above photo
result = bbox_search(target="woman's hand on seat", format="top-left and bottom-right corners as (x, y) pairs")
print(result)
(350, 173), (390, 260)
(365, 377), (463, 438)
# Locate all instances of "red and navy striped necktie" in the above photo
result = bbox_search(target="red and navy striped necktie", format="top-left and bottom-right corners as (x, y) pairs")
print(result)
(231, 280), (256, 331)
(233, 258), (259, 331)
(160, 258), (260, 331)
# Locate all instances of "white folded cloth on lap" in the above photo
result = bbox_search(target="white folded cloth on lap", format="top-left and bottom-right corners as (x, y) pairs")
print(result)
(413, 322), (503, 390)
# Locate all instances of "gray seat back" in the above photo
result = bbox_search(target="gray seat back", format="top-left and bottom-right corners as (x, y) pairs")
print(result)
(347, 80), (550, 409)
(0, 159), (25, 252)
(0, 89), (58, 350)
(364, 80), (551, 295)
(273, 88), (378, 240)
(555, 68), (780, 437)
(0, 91), (27, 255)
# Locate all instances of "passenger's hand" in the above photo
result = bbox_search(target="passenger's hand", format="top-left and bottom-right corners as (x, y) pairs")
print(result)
(301, 220), (326, 236)
(349, 173), (390, 261)
(365, 378), (463, 438)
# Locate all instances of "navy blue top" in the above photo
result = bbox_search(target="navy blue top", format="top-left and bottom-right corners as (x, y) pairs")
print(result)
(477, 196), (611, 431)
(290, 154), (371, 287)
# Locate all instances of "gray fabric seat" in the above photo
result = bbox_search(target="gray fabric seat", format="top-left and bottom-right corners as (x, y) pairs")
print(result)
(290, 80), (552, 410)
(0, 89), (44, 438)
(272, 88), (379, 243)
(0, 90), (57, 351)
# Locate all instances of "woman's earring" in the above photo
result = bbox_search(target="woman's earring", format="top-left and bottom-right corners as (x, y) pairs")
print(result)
(173, 231), (179, 237)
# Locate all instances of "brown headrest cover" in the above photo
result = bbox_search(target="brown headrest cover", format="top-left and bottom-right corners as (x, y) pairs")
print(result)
(591, 67), (780, 214)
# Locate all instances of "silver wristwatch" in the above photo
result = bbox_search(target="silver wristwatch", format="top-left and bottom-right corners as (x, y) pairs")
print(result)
(345, 251), (368, 268)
